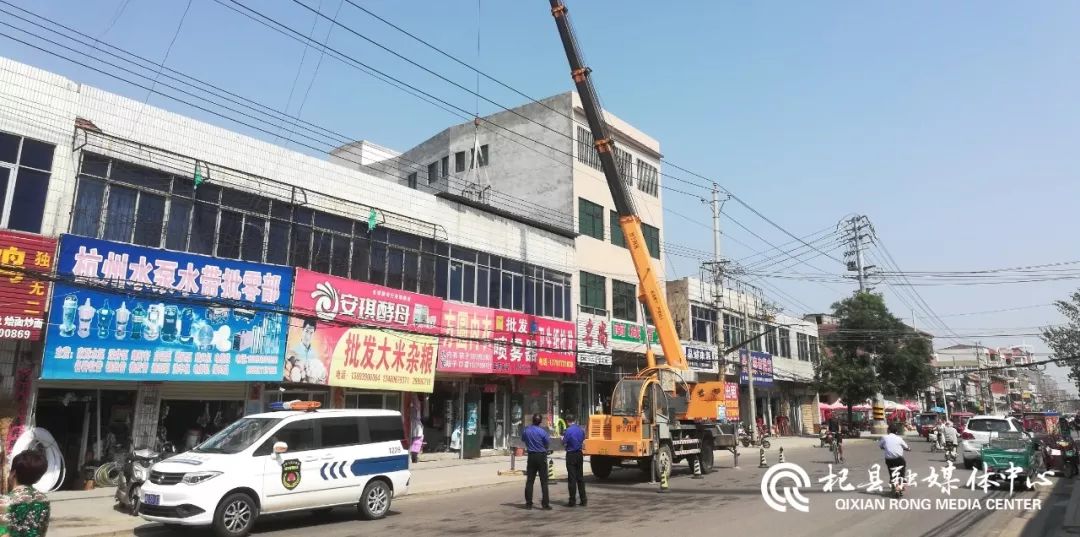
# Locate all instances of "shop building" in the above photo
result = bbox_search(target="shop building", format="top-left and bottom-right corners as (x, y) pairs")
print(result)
(0, 55), (578, 486)
(667, 276), (821, 435)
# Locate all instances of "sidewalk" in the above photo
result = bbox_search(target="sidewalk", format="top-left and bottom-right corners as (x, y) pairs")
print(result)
(48, 438), (829, 537)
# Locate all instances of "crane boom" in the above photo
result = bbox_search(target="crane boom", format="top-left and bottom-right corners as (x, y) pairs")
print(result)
(549, 0), (686, 370)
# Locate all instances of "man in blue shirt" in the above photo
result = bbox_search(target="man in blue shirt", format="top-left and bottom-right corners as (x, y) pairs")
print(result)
(562, 413), (587, 507)
(522, 413), (552, 510)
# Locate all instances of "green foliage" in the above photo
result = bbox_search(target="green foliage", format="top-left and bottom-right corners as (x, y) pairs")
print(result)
(1042, 291), (1080, 393)
(819, 292), (936, 400)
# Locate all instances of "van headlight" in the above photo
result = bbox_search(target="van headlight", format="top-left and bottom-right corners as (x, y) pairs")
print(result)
(181, 471), (222, 485)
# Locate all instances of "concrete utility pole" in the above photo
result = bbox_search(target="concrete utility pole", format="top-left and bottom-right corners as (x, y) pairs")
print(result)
(844, 215), (887, 435)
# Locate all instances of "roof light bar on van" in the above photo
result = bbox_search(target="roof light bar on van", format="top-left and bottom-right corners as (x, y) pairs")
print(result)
(269, 400), (322, 412)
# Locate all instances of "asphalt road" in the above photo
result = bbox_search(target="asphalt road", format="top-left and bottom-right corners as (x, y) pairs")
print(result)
(141, 437), (1067, 537)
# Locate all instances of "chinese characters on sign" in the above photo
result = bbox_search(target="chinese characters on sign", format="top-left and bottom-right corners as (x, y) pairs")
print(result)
(683, 342), (718, 373)
(724, 382), (740, 420)
(0, 231), (56, 341)
(739, 349), (774, 386)
(327, 328), (437, 393)
(438, 303), (494, 373)
(493, 310), (576, 374)
(298, 268), (442, 334)
(610, 319), (659, 345)
(42, 235), (293, 382)
(576, 312), (612, 366)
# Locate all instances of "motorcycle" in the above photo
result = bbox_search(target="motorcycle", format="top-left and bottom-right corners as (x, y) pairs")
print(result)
(944, 441), (957, 464)
(115, 443), (177, 515)
(1051, 438), (1078, 479)
(739, 431), (772, 449)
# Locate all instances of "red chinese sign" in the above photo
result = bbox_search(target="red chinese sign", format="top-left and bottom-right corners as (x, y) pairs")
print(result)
(292, 268), (442, 335)
(438, 303), (494, 373)
(724, 382), (740, 420)
(0, 231), (55, 340)
(494, 311), (575, 374)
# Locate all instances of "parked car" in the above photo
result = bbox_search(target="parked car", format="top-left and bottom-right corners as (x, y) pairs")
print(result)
(961, 415), (1029, 469)
(979, 432), (1045, 488)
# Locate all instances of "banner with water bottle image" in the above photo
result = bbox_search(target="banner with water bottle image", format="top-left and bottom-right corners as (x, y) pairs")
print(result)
(40, 235), (294, 382)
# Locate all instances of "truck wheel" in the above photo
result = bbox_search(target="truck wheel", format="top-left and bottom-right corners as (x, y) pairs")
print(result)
(358, 479), (392, 520)
(590, 456), (613, 479)
(699, 441), (715, 474)
(654, 444), (673, 482)
(213, 492), (258, 537)
(1065, 463), (1077, 479)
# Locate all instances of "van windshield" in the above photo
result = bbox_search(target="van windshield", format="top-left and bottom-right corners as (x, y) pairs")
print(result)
(193, 417), (283, 454)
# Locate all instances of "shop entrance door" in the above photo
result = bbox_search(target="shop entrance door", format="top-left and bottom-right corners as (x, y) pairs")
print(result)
(462, 389), (482, 459)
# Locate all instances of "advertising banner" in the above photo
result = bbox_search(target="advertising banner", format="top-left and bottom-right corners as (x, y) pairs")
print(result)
(738, 349), (774, 386)
(287, 269), (440, 391)
(610, 319), (658, 345)
(576, 312), (611, 366)
(492, 310), (576, 375)
(0, 230), (56, 341)
(42, 235), (293, 381)
(724, 381), (740, 420)
(683, 341), (718, 373)
(438, 303), (494, 373)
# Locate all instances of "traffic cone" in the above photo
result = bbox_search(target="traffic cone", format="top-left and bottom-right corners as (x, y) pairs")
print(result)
(659, 467), (670, 493)
(759, 446), (768, 468)
(548, 456), (556, 482)
(692, 456), (704, 479)
(778, 447), (786, 464)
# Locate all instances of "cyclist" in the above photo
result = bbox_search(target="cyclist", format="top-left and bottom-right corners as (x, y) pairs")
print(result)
(880, 423), (911, 495)
(941, 420), (959, 462)
(932, 419), (946, 452)
(828, 417), (844, 463)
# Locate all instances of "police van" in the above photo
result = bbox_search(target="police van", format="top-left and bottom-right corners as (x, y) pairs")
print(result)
(139, 401), (411, 537)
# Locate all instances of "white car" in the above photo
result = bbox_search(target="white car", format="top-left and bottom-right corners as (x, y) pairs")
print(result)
(139, 405), (411, 537)
(960, 414), (1029, 469)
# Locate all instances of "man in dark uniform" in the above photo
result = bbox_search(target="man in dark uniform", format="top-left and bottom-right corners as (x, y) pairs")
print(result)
(562, 414), (587, 507)
(522, 413), (552, 510)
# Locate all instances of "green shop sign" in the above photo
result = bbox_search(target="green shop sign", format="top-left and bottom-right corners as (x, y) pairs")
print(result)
(610, 320), (659, 344)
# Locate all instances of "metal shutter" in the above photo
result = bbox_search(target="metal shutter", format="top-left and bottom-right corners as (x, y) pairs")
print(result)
(158, 382), (246, 401)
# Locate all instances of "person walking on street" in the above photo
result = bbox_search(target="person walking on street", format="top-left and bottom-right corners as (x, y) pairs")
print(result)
(0, 450), (51, 537)
(522, 413), (552, 510)
(562, 414), (587, 507)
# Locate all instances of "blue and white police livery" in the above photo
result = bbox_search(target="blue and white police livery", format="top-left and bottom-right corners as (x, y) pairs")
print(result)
(138, 403), (411, 537)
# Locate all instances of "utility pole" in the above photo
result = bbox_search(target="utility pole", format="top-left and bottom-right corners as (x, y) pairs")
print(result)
(852, 218), (867, 292)
(843, 215), (887, 434)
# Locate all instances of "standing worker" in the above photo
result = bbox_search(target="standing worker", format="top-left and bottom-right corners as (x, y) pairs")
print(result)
(522, 413), (552, 510)
(561, 414), (587, 507)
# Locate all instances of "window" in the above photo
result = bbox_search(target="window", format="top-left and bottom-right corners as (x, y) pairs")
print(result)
(612, 280), (637, 322)
(255, 420), (316, 456)
(641, 223), (660, 259)
(367, 415), (405, 443)
(579, 272), (605, 314)
(723, 313), (746, 349)
(778, 328), (791, 358)
(796, 333), (809, 362)
(808, 336), (820, 363)
(320, 417), (362, 448)
(764, 325), (778, 356)
(407, 172), (417, 189)
(441, 156), (449, 178)
(610, 211), (625, 247)
(614, 146), (633, 186)
(578, 198), (604, 240)
(637, 159), (658, 196)
(748, 321), (762, 352)
(428, 162), (438, 183)
(691, 305), (717, 344)
(0, 131), (54, 234)
(576, 126), (601, 170)
(470, 144), (489, 168)
(455, 151), (466, 173)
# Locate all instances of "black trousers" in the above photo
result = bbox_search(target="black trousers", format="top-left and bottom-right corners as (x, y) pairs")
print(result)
(565, 451), (586, 503)
(525, 452), (550, 506)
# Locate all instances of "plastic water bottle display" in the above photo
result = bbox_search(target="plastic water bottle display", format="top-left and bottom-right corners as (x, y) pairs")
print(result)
(466, 402), (479, 436)
(59, 295), (78, 337)
(178, 308), (195, 343)
(144, 304), (163, 341)
(77, 298), (95, 338)
(115, 302), (130, 340)
(161, 305), (178, 343)
(194, 320), (214, 351)
(131, 303), (146, 340)
(96, 300), (113, 339)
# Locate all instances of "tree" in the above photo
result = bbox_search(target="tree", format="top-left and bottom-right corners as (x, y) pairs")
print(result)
(818, 292), (936, 426)
(1042, 291), (1080, 392)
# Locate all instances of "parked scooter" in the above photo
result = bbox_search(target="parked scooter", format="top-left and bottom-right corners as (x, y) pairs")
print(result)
(115, 443), (177, 515)
(943, 441), (957, 464)
(739, 431), (772, 449)
(1057, 439), (1078, 479)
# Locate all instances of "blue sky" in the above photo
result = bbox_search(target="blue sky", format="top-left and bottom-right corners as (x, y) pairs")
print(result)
(4, 0), (1078, 393)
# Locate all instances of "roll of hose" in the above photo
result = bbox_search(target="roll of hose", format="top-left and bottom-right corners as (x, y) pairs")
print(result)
(94, 461), (122, 488)
(10, 427), (66, 492)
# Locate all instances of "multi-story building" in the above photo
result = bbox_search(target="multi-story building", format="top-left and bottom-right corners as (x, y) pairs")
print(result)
(667, 276), (821, 435)
(335, 92), (665, 418)
(0, 56), (582, 483)
(935, 344), (992, 414)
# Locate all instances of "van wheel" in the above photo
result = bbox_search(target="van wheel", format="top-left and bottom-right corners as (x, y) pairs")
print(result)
(358, 480), (392, 520)
(213, 492), (258, 537)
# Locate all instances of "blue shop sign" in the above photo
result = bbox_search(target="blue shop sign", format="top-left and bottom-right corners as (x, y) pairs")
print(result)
(738, 349), (774, 386)
(42, 235), (294, 382)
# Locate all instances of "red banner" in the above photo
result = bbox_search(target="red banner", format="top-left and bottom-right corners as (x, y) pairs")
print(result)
(292, 268), (442, 334)
(0, 231), (56, 341)
(438, 303), (494, 373)
(494, 311), (575, 374)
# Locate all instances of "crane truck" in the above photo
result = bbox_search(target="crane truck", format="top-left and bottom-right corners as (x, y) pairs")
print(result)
(548, 0), (739, 481)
